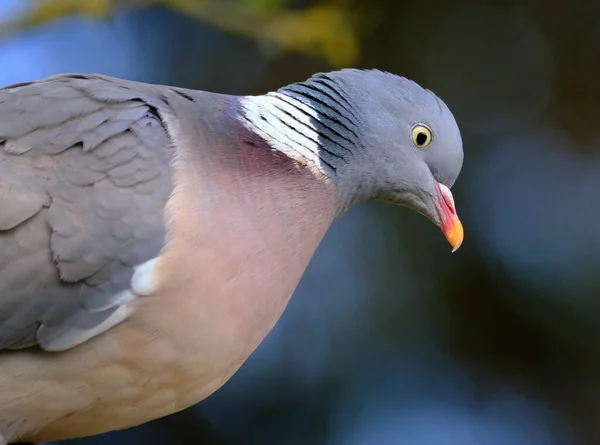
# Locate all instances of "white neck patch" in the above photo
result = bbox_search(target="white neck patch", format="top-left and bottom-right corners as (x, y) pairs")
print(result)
(239, 93), (333, 177)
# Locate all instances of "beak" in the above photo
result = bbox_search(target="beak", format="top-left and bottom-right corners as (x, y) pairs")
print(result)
(433, 181), (464, 252)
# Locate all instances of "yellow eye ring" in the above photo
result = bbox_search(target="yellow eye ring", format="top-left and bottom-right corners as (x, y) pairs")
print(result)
(411, 124), (433, 149)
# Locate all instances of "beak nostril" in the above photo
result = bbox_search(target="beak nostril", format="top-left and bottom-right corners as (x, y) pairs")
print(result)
(437, 182), (456, 212)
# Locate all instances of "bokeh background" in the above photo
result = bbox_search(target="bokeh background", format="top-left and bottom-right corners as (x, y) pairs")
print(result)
(1, 0), (599, 444)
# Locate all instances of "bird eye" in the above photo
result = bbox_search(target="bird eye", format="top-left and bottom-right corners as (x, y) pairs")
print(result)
(411, 124), (432, 149)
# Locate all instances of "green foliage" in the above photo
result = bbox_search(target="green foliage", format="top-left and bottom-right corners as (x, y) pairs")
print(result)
(1, 0), (360, 67)
(245, 0), (291, 11)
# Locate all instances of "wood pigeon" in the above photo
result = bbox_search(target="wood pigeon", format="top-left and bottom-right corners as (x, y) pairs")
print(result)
(0, 69), (463, 444)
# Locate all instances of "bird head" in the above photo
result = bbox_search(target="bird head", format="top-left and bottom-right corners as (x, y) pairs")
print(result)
(276, 69), (464, 251)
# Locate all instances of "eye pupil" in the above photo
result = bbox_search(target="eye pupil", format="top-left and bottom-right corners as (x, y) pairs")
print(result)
(415, 132), (428, 146)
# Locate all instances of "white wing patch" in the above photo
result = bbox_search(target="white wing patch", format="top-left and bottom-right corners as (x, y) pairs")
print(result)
(38, 258), (160, 351)
(131, 258), (159, 296)
(239, 93), (333, 177)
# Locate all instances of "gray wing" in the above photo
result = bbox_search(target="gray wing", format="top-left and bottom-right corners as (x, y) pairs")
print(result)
(0, 74), (174, 351)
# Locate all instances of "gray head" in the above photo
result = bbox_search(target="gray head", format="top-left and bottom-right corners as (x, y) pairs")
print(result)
(240, 69), (464, 250)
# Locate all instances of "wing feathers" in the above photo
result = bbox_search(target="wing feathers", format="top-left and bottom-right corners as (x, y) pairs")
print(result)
(0, 74), (175, 351)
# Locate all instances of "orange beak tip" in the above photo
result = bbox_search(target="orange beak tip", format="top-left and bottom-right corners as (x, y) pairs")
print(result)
(444, 217), (464, 252)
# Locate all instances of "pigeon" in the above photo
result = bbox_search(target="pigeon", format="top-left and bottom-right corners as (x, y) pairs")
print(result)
(0, 68), (463, 444)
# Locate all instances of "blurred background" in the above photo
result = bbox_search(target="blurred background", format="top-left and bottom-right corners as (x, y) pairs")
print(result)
(1, 0), (599, 444)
